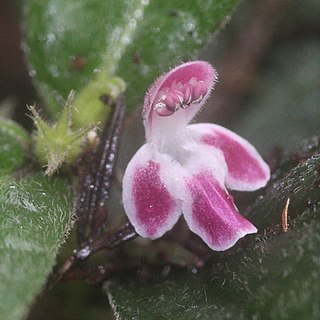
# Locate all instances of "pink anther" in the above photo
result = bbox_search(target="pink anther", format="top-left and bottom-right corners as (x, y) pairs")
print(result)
(164, 95), (180, 111)
(153, 77), (208, 117)
(155, 102), (175, 116)
(181, 83), (193, 105)
(165, 89), (184, 111)
(192, 81), (207, 103)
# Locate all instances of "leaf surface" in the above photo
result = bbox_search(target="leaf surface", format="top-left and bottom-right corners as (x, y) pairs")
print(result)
(0, 175), (74, 320)
(0, 119), (30, 174)
(106, 138), (320, 320)
(25, 0), (239, 116)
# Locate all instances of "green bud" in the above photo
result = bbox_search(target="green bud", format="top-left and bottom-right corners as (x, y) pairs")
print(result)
(30, 92), (91, 175)
(71, 73), (126, 129)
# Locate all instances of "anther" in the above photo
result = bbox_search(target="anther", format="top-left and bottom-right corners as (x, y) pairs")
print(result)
(192, 81), (207, 103)
(182, 83), (193, 105)
(155, 102), (175, 116)
(154, 78), (208, 116)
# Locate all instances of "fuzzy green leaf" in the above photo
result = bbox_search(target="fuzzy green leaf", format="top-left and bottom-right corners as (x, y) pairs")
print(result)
(0, 175), (74, 320)
(106, 137), (320, 320)
(106, 215), (320, 320)
(0, 119), (30, 175)
(24, 0), (239, 118)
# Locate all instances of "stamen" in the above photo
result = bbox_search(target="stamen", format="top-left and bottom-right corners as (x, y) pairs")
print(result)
(165, 90), (183, 111)
(155, 102), (175, 116)
(154, 78), (208, 117)
(191, 81), (207, 103)
(182, 83), (193, 105)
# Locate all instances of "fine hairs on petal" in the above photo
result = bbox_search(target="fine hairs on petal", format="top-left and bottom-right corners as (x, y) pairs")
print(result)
(142, 61), (217, 142)
(122, 60), (270, 251)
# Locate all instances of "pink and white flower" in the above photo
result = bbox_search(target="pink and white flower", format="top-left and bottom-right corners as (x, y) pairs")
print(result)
(122, 61), (270, 251)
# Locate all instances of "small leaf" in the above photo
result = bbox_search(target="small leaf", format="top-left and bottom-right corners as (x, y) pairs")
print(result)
(24, 0), (240, 117)
(0, 118), (30, 174)
(0, 175), (74, 320)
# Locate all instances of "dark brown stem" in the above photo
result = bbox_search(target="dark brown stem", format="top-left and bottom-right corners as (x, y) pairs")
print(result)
(76, 94), (126, 244)
(51, 222), (137, 286)
(75, 223), (137, 260)
(61, 260), (186, 285)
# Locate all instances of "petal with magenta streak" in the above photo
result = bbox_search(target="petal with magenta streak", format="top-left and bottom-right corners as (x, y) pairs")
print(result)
(182, 170), (257, 251)
(178, 144), (257, 251)
(122, 144), (182, 239)
(188, 123), (270, 191)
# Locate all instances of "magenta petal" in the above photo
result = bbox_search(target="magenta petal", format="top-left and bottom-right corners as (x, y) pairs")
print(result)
(122, 144), (182, 239)
(183, 171), (257, 251)
(143, 61), (217, 142)
(189, 124), (270, 191)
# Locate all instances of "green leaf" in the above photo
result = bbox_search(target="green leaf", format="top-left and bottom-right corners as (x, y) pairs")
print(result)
(106, 215), (320, 320)
(0, 118), (30, 174)
(24, 0), (239, 117)
(0, 175), (74, 320)
(247, 136), (320, 229)
(105, 138), (320, 319)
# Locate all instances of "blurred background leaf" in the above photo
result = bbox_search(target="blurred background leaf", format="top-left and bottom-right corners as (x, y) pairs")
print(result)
(24, 0), (240, 117)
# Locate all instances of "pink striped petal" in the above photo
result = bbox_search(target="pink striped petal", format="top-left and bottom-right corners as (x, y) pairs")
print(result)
(182, 171), (257, 251)
(122, 144), (182, 239)
(178, 144), (257, 251)
(143, 61), (217, 142)
(188, 123), (270, 191)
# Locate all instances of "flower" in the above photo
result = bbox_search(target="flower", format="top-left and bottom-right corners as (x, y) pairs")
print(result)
(122, 61), (270, 251)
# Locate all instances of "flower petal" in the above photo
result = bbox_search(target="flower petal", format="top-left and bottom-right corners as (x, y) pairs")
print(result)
(188, 123), (270, 191)
(183, 171), (257, 251)
(122, 144), (182, 239)
(179, 144), (257, 251)
(143, 61), (217, 143)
